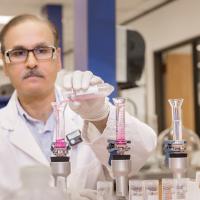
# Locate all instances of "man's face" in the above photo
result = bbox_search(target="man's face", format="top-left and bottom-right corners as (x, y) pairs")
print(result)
(2, 20), (61, 98)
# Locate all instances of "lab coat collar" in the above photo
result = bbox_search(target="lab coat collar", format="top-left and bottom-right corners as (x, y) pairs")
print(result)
(0, 90), (81, 165)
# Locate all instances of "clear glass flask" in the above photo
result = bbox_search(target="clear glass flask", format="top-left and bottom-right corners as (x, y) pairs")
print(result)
(157, 126), (200, 170)
(156, 98), (200, 171)
(8, 165), (67, 200)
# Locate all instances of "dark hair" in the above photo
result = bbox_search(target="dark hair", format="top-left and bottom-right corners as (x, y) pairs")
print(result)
(0, 14), (59, 53)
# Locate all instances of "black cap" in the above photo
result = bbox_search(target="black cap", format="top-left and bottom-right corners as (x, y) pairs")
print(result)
(112, 154), (131, 160)
(50, 156), (70, 162)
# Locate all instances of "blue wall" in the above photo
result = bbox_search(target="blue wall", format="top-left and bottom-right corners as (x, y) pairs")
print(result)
(42, 5), (64, 67)
(87, 0), (117, 97)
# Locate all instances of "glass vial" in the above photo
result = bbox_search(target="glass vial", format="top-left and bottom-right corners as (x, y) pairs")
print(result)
(144, 180), (159, 200)
(97, 181), (113, 200)
(129, 180), (144, 200)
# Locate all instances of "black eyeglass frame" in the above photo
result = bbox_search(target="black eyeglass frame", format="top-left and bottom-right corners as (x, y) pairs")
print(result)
(4, 45), (56, 64)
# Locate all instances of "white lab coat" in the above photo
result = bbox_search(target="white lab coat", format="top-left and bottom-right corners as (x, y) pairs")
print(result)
(0, 91), (157, 192)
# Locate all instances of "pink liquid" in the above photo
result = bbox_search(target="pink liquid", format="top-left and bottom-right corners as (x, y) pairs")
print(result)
(54, 138), (67, 148)
(116, 132), (126, 145)
(116, 103), (126, 145)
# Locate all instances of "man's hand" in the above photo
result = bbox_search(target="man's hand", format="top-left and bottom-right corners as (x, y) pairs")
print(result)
(63, 71), (110, 125)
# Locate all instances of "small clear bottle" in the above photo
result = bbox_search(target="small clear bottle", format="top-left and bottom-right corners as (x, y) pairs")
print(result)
(129, 180), (144, 200)
(9, 165), (67, 200)
(162, 178), (188, 200)
(97, 181), (113, 200)
(162, 179), (174, 200)
(144, 180), (159, 200)
(173, 178), (188, 200)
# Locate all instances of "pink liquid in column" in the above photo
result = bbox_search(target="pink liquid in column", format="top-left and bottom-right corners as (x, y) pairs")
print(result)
(54, 138), (67, 148)
(115, 98), (126, 145)
(52, 102), (67, 149)
(116, 131), (126, 145)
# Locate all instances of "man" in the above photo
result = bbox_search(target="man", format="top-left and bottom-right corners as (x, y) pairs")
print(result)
(0, 14), (156, 198)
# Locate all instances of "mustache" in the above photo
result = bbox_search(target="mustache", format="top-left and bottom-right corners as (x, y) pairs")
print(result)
(22, 69), (44, 79)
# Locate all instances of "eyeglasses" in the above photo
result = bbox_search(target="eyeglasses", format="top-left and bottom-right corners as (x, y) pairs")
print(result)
(4, 46), (56, 64)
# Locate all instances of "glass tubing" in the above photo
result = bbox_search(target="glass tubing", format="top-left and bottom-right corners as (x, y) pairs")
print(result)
(113, 97), (127, 145)
(168, 98), (184, 141)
